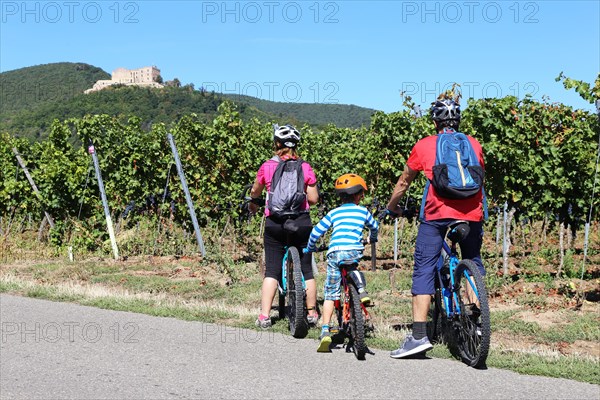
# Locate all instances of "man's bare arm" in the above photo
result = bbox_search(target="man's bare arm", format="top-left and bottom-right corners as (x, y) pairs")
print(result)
(386, 165), (418, 212)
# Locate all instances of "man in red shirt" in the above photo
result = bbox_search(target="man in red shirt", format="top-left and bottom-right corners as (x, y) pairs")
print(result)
(386, 97), (486, 358)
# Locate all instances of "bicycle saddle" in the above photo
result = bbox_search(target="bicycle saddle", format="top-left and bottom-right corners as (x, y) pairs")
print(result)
(447, 220), (470, 243)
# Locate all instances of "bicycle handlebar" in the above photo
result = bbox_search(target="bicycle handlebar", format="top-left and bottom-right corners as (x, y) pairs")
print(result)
(237, 184), (265, 225)
(380, 206), (417, 222)
(244, 196), (265, 207)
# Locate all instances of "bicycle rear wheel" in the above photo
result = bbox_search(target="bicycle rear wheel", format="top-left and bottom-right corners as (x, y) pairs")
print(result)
(348, 284), (367, 360)
(286, 247), (308, 339)
(453, 259), (491, 368)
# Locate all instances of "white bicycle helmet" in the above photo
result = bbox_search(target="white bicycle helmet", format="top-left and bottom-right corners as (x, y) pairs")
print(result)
(273, 124), (300, 148)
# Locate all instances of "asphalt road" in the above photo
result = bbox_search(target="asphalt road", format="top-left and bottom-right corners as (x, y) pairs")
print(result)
(1, 294), (598, 399)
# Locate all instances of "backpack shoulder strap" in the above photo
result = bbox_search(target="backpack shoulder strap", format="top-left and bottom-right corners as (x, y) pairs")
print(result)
(419, 181), (429, 221)
(455, 132), (481, 165)
(482, 186), (489, 221)
(294, 158), (306, 194)
(270, 156), (285, 189)
(434, 133), (445, 164)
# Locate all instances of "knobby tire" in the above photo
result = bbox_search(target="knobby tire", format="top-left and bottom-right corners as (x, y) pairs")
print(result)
(348, 284), (367, 360)
(453, 259), (491, 368)
(286, 247), (308, 339)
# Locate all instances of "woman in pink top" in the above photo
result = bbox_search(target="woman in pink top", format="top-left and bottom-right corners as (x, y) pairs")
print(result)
(249, 124), (319, 329)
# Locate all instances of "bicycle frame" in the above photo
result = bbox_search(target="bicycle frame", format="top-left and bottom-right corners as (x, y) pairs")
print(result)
(437, 240), (481, 319)
(335, 264), (371, 332)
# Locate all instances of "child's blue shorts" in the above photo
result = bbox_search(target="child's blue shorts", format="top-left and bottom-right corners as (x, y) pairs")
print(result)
(323, 249), (362, 301)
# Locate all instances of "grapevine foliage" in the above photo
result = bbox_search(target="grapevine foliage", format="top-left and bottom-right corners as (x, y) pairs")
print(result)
(0, 96), (598, 251)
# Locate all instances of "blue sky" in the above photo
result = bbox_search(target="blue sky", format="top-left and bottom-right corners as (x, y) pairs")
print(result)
(1, 1), (599, 113)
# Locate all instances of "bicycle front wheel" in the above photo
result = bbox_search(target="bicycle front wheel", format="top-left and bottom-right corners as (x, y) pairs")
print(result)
(286, 247), (308, 339)
(453, 259), (491, 368)
(348, 284), (367, 360)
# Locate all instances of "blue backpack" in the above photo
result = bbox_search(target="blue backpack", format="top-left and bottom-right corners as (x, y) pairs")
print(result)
(420, 131), (487, 219)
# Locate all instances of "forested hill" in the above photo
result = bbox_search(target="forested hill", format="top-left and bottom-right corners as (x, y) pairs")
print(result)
(0, 63), (377, 141)
(1, 85), (228, 140)
(0, 62), (109, 113)
(221, 94), (376, 129)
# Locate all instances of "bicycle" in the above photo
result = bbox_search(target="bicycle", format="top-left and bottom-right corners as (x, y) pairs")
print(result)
(240, 193), (310, 339)
(427, 220), (491, 368)
(307, 240), (375, 360)
(278, 243), (310, 338)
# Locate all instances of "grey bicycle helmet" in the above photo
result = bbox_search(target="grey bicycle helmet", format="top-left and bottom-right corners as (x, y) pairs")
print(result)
(273, 124), (300, 148)
(430, 99), (461, 123)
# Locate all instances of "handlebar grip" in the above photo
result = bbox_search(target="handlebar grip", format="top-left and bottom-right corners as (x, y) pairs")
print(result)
(379, 208), (416, 222)
(306, 245), (328, 253)
(385, 208), (399, 218)
(245, 197), (265, 206)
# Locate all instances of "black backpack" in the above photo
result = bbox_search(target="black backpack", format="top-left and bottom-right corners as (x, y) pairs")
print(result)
(267, 156), (307, 219)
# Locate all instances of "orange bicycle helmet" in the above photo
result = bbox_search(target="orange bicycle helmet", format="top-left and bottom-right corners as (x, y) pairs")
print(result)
(335, 174), (367, 195)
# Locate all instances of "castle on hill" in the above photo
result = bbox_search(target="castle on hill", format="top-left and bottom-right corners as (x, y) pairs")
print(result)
(85, 66), (163, 93)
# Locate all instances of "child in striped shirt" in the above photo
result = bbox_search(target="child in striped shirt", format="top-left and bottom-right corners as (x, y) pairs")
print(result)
(304, 174), (378, 352)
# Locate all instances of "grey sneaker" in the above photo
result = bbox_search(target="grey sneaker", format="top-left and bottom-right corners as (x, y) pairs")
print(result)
(255, 316), (272, 329)
(307, 312), (319, 325)
(390, 334), (433, 359)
